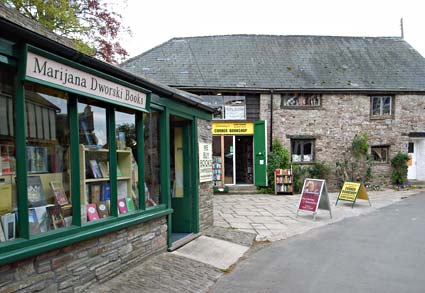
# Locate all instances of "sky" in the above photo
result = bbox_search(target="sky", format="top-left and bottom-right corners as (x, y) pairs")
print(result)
(116, 0), (425, 60)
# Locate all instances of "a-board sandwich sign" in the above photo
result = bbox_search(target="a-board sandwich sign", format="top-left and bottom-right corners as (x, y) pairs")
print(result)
(296, 178), (332, 220)
(335, 181), (371, 208)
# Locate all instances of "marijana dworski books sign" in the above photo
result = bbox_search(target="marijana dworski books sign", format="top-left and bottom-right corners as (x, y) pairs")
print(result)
(25, 51), (149, 111)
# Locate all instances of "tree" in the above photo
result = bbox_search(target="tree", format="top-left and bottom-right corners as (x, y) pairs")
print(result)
(3, 0), (129, 63)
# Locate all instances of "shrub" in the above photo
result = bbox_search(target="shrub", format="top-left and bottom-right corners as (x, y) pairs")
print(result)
(391, 152), (409, 184)
(267, 138), (290, 192)
(308, 162), (331, 179)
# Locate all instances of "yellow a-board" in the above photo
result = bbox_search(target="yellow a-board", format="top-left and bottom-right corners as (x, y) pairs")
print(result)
(335, 181), (371, 208)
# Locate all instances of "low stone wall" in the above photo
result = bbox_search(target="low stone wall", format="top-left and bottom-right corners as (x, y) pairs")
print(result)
(0, 217), (167, 292)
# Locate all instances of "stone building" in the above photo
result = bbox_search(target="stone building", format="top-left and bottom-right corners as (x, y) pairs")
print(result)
(122, 35), (425, 189)
(0, 4), (213, 291)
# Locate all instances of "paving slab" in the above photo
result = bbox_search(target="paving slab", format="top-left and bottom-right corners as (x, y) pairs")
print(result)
(172, 236), (250, 270)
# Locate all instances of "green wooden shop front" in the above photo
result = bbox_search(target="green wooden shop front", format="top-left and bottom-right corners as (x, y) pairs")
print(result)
(0, 38), (211, 265)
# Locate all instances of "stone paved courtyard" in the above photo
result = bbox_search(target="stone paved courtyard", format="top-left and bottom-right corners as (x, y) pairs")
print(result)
(214, 189), (420, 241)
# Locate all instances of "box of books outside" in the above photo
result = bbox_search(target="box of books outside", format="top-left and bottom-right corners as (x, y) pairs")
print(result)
(212, 156), (223, 187)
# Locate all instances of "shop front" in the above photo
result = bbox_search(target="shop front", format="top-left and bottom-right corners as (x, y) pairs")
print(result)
(0, 8), (213, 291)
(212, 121), (267, 187)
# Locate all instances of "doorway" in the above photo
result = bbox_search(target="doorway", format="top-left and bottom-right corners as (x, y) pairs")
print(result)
(235, 136), (253, 184)
(170, 115), (193, 243)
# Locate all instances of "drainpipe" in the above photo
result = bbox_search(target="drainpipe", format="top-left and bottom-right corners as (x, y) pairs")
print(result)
(270, 90), (274, 152)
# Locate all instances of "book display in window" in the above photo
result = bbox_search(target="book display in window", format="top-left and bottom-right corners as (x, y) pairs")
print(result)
(86, 203), (100, 221)
(50, 181), (69, 206)
(79, 144), (134, 222)
(275, 167), (294, 195)
(212, 156), (223, 187)
(27, 146), (48, 173)
(46, 205), (65, 229)
(27, 176), (46, 207)
(1, 212), (16, 241)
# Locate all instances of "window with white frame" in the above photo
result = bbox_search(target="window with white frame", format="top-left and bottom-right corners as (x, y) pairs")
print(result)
(371, 96), (393, 117)
(291, 139), (315, 163)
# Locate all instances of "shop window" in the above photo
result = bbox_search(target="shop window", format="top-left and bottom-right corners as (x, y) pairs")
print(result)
(281, 94), (321, 108)
(371, 146), (389, 163)
(144, 110), (160, 207)
(291, 139), (315, 163)
(78, 101), (110, 223)
(25, 84), (72, 234)
(371, 96), (393, 118)
(0, 65), (17, 241)
(116, 111), (139, 212)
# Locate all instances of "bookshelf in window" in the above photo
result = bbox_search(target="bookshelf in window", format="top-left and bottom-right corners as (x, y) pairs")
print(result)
(274, 167), (293, 195)
(79, 144), (133, 221)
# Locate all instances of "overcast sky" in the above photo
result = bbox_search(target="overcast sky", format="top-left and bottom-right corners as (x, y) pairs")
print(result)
(118, 0), (425, 59)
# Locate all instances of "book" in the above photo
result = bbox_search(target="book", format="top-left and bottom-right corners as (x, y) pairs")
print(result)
(33, 205), (50, 232)
(90, 184), (101, 205)
(27, 146), (48, 173)
(86, 203), (100, 221)
(0, 183), (12, 214)
(89, 160), (102, 178)
(118, 198), (128, 214)
(1, 212), (15, 240)
(116, 165), (123, 177)
(0, 221), (5, 242)
(101, 183), (111, 201)
(125, 197), (135, 212)
(50, 181), (69, 206)
(117, 181), (127, 198)
(97, 201), (109, 218)
(1, 155), (12, 175)
(28, 208), (41, 234)
(27, 176), (46, 207)
(80, 120), (94, 146)
(98, 161), (109, 177)
(117, 132), (126, 150)
(46, 205), (65, 229)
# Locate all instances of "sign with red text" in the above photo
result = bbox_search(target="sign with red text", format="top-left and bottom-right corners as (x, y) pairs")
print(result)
(297, 179), (332, 220)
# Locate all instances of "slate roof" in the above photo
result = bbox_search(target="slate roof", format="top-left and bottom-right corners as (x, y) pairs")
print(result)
(121, 35), (425, 92)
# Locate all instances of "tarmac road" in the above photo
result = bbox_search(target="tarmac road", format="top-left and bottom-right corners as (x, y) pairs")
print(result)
(211, 193), (425, 293)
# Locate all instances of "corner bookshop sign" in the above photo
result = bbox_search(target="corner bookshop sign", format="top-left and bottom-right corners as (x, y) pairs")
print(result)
(335, 181), (371, 208)
(212, 122), (254, 135)
(25, 48), (149, 112)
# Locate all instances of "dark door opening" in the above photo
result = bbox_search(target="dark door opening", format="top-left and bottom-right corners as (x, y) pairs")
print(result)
(236, 136), (253, 184)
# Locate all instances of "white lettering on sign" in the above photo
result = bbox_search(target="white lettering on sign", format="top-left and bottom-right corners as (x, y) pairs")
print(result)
(26, 52), (148, 111)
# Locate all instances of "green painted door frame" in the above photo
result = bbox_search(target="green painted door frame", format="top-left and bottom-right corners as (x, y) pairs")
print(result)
(254, 120), (268, 186)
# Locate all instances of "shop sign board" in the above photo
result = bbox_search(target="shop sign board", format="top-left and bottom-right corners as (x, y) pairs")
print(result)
(297, 178), (332, 220)
(199, 142), (213, 182)
(212, 122), (254, 135)
(224, 105), (245, 120)
(25, 50), (149, 112)
(335, 181), (371, 208)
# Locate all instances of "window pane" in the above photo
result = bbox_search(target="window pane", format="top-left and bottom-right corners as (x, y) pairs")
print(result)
(144, 111), (160, 207)
(382, 97), (391, 115)
(78, 102), (110, 223)
(372, 146), (389, 163)
(291, 139), (314, 162)
(303, 142), (313, 162)
(372, 97), (381, 116)
(25, 85), (72, 234)
(116, 111), (138, 212)
(0, 65), (17, 241)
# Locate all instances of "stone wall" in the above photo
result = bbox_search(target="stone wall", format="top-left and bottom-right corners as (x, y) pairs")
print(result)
(198, 118), (214, 231)
(269, 94), (425, 189)
(0, 217), (167, 292)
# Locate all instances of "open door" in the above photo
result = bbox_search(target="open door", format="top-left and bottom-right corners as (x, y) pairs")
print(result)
(254, 120), (267, 186)
(170, 117), (193, 237)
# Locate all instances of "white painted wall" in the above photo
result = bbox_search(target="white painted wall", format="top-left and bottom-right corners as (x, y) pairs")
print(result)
(415, 139), (425, 181)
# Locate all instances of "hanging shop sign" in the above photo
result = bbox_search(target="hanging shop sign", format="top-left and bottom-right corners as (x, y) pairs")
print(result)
(199, 142), (213, 182)
(25, 49), (149, 112)
(224, 105), (245, 120)
(212, 122), (254, 135)
(297, 178), (332, 220)
(335, 181), (371, 208)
